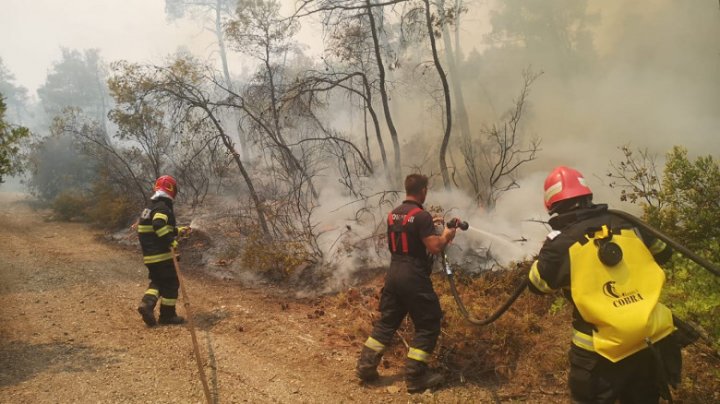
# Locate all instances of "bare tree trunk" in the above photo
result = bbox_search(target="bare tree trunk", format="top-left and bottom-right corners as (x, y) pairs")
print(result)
(453, 0), (462, 57)
(215, 0), (233, 92)
(366, 0), (401, 183)
(438, 0), (471, 146)
(360, 72), (388, 171)
(423, 0), (453, 189)
(263, 47), (318, 199)
(363, 102), (372, 170)
(204, 106), (271, 239)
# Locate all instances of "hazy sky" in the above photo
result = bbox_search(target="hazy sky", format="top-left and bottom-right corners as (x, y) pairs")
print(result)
(0, 0), (485, 95)
(1, 0), (232, 93)
(2, 0), (717, 187)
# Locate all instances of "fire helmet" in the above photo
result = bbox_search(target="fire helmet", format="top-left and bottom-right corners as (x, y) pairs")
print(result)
(543, 166), (592, 212)
(154, 175), (178, 199)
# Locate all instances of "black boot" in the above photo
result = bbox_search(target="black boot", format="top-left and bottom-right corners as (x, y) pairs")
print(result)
(137, 294), (158, 327)
(356, 346), (383, 382)
(405, 358), (444, 393)
(158, 304), (185, 325)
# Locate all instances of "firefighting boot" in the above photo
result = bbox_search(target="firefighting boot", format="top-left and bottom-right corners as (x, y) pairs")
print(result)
(158, 304), (185, 325)
(356, 346), (383, 382)
(137, 294), (158, 327)
(405, 358), (445, 393)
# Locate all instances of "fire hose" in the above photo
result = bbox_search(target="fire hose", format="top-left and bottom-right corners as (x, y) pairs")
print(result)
(441, 212), (720, 328)
(442, 251), (528, 326)
(171, 246), (213, 404)
(607, 209), (720, 278)
(442, 219), (528, 326)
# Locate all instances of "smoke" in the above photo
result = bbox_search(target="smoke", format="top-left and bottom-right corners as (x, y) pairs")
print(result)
(0, 176), (28, 193)
(4, 0), (717, 292)
(384, 0), (719, 181)
(311, 171), (552, 292)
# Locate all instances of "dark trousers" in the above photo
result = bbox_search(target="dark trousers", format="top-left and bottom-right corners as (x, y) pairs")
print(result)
(569, 335), (682, 404)
(145, 260), (179, 300)
(370, 258), (442, 354)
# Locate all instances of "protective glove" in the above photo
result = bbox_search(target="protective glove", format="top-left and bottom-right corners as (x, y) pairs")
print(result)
(177, 226), (191, 237)
(170, 239), (179, 250)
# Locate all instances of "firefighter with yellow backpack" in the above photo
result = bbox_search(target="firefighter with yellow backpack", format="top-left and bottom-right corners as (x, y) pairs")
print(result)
(529, 166), (683, 403)
(136, 175), (190, 326)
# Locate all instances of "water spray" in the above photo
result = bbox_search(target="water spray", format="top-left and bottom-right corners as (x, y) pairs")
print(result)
(465, 226), (527, 256)
(448, 218), (527, 257)
(442, 218), (528, 326)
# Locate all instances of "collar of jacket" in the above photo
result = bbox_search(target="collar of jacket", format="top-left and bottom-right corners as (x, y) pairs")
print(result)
(548, 203), (608, 230)
(402, 199), (424, 210)
(151, 196), (174, 207)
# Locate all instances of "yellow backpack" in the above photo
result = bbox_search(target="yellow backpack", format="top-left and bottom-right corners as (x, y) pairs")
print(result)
(569, 225), (674, 362)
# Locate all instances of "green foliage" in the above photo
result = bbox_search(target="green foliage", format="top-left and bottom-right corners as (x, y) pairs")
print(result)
(650, 147), (720, 254)
(650, 147), (720, 347)
(37, 48), (109, 124)
(0, 58), (29, 121)
(0, 95), (29, 183)
(548, 295), (566, 315)
(487, 0), (598, 73)
(25, 132), (95, 202)
(26, 130), (136, 228)
(611, 146), (720, 347)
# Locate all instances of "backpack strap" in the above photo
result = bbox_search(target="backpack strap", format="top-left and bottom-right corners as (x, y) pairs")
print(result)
(400, 207), (423, 253)
(387, 207), (423, 254)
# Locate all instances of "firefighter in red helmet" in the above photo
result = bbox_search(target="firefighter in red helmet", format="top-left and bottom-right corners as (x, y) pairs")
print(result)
(136, 175), (187, 326)
(528, 166), (682, 403)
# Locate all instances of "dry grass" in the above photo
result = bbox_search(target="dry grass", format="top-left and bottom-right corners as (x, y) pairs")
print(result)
(326, 262), (720, 401)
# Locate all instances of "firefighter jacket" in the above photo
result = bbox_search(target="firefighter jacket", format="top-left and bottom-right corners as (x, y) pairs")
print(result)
(387, 200), (435, 272)
(137, 197), (178, 265)
(528, 204), (675, 362)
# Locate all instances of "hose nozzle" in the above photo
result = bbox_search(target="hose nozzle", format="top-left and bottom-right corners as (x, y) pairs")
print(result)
(446, 218), (469, 231)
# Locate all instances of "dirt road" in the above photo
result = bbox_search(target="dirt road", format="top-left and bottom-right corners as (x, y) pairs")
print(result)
(0, 193), (509, 403)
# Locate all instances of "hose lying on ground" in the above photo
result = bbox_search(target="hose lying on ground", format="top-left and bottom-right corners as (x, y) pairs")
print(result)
(441, 252), (528, 326)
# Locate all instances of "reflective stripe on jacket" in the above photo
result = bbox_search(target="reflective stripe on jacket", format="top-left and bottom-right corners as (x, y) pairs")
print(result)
(137, 197), (177, 265)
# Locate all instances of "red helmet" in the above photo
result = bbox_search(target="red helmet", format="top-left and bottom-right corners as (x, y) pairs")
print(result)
(154, 175), (177, 199)
(543, 166), (592, 212)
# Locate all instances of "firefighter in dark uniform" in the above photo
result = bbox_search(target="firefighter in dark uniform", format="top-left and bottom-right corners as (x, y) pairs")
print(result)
(136, 175), (188, 326)
(355, 174), (457, 393)
(528, 166), (683, 403)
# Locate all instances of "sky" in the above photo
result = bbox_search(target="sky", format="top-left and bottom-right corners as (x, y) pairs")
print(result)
(1, 1), (208, 93)
(0, 0), (330, 95)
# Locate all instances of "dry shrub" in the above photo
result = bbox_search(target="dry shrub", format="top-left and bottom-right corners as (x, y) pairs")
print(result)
(675, 341), (720, 402)
(240, 232), (312, 280)
(51, 190), (87, 221)
(433, 263), (569, 394)
(84, 184), (135, 229)
(49, 179), (136, 229)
